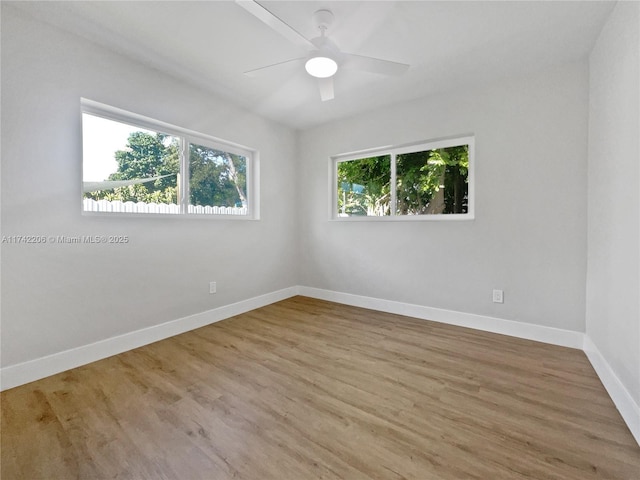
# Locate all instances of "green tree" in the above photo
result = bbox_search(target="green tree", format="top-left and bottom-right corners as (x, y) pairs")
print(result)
(337, 146), (468, 216)
(85, 132), (179, 203)
(396, 145), (468, 215)
(109, 132), (179, 194)
(337, 155), (391, 216)
(85, 132), (248, 209)
(189, 145), (247, 208)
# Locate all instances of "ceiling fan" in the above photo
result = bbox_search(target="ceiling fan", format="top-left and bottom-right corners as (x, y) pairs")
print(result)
(236, 0), (410, 101)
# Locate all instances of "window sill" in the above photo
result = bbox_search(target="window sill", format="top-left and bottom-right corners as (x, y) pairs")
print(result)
(81, 211), (260, 221)
(330, 213), (474, 222)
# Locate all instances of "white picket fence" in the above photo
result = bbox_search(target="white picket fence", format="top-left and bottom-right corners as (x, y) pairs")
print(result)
(83, 198), (247, 215)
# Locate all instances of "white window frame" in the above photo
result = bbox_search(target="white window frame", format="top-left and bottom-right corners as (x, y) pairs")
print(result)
(81, 98), (259, 219)
(330, 135), (475, 221)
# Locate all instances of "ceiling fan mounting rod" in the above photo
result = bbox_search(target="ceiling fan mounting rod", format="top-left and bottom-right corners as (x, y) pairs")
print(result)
(312, 9), (334, 36)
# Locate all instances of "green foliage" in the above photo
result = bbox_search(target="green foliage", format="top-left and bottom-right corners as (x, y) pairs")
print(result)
(85, 132), (247, 208)
(337, 155), (391, 216)
(397, 145), (468, 215)
(337, 145), (468, 216)
(109, 132), (179, 193)
(189, 144), (247, 208)
(85, 132), (179, 203)
(100, 184), (178, 204)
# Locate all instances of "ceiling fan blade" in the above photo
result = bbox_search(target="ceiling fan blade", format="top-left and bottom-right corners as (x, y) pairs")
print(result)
(318, 77), (334, 102)
(244, 57), (305, 77)
(342, 53), (410, 76)
(236, 0), (315, 50)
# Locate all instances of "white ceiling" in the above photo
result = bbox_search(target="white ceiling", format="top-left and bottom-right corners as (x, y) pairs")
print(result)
(10, 1), (614, 130)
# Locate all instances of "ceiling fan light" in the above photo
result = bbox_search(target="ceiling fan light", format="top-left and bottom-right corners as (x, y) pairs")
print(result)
(305, 56), (338, 78)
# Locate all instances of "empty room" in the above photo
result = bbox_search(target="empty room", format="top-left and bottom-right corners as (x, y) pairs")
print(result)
(1, 1), (639, 479)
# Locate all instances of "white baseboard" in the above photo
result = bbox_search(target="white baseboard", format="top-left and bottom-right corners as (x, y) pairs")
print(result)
(298, 286), (584, 349)
(583, 335), (640, 446)
(0, 287), (298, 391)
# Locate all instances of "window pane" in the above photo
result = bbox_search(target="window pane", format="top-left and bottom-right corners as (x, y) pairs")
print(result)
(396, 145), (469, 215)
(189, 143), (248, 215)
(82, 114), (180, 213)
(337, 155), (391, 217)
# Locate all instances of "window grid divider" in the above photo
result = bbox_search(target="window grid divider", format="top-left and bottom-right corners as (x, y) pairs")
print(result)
(390, 153), (397, 216)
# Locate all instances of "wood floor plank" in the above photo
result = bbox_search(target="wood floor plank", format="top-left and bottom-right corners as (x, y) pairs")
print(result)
(2, 296), (639, 479)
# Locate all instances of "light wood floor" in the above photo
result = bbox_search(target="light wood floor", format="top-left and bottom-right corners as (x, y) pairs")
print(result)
(2, 296), (639, 479)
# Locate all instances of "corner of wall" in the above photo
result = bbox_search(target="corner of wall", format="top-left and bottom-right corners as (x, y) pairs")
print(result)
(583, 335), (640, 445)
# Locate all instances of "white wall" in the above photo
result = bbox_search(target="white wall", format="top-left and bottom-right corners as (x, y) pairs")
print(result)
(0, 6), (298, 368)
(586, 1), (640, 406)
(298, 62), (589, 332)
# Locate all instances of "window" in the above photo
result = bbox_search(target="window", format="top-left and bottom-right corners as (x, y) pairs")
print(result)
(82, 99), (257, 217)
(334, 136), (474, 220)
(338, 155), (392, 216)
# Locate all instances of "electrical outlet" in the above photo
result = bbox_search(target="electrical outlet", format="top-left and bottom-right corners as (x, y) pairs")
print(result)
(492, 289), (504, 304)
(209, 281), (217, 294)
